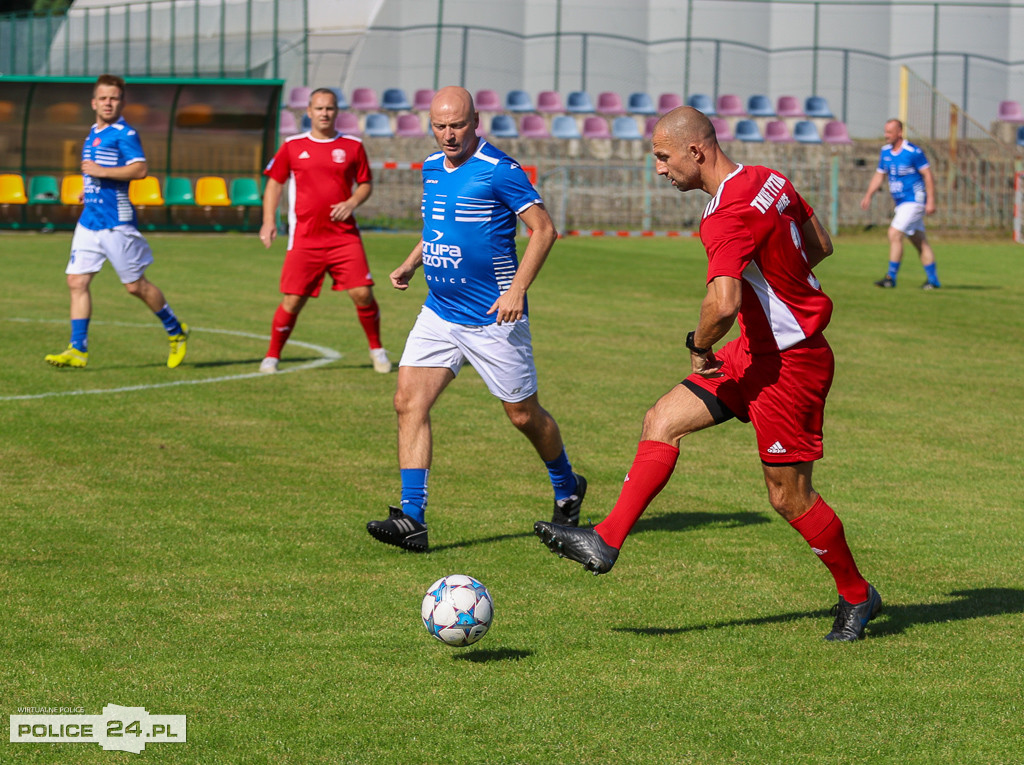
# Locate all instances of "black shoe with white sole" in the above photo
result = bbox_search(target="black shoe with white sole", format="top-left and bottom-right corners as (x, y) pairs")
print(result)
(367, 506), (429, 552)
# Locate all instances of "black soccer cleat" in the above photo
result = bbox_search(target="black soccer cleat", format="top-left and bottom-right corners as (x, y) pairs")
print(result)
(551, 473), (587, 526)
(920, 281), (941, 290)
(534, 521), (619, 575)
(367, 506), (429, 552)
(824, 584), (882, 641)
(874, 276), (896, 288)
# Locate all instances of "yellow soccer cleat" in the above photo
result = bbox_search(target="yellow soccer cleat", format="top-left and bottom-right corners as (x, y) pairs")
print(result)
(45, 345), (88, 368)
(167, 322), (190, 369)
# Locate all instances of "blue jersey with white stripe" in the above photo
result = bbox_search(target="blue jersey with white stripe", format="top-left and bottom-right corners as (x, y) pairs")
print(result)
(877, 140), (930, 206)
(419, 141), (542, 325)
(79, 118), (146, 230)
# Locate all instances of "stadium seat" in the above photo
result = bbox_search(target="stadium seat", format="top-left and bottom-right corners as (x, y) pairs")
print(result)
(658, 93), (684, 114)
(364, 113), (394, 137)
(382, 88), (411, 111)
(395, 113), (425, 137)
(596, 91), (626, 115)
(335, 111), (362, 135)
(643, 116), (660, 139)
(164, 177), (195, 205)
(551, 115), (582, 139)
(474, 89), (502, 112)
(412, 89), (434, 112)
(176, 103), (214, 127)
(506, 89), (535, 113)
(328, 88), (349, 110)
(279, 110), (298, 135)
(793, 120), (822, 144)
(489, 114), (519, 138)
(710, 117), (734, 142)
(686, 93), (715, 116)
(519, 114), (550, 138)
(716, 94), (745, 117)
(129, 176), (165, 206)
(776, 95), (804, 118)
(566, 91), (595, 114)
(611, 116), (642, 139)
(28, 175), (60, 204)
(804, 95), (834, 119)
(764, 120), (793, 142)
(734, 119), (763, 142)
(195, 176), (232, 207)
(287, 86), (312, 110)
(0, 174), (28, 205)
(997, 100), (1024, 122)
(229, 177), (262, 206)
(350, 88), (380, 111)
(747, 94), (776, 117)
(300, 114), (312, 131)
(582, 116), (611, 138)
(822, 120), (852, 144)
(0, 100), (15, 122)
(122, 103), (149, 126)
(536, 90), (564, 113)
(60, 174), (84, 205)
(1017, 125), (1024, 146)
(45, 101), (82, 124)
(626, 92), (657, 115)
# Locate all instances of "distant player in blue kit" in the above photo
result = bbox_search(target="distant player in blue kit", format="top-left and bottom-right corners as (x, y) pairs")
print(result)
(860, 118), (941, 289)
(366, 86), (585, 552)
(45, 74), (189, 369)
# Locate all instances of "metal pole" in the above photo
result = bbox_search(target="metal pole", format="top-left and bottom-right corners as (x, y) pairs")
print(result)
(146, 1), (152, 76)
(931, 3), (939, 138)
(170, 0), (176, 76)
(246, 0), (253, 75)
(272, 0), (279, 79)
(683, 0), (693, 99)
(194, 0), (200, 77)
(220, 0), (226, 77)
(812, 2), (820, 96)
(104, 6), (109, 73)
(460, 25), (468, 87)
(829, 154), (839, 237)
(554, 0), (562, 92)
(581, 33), (588, 92)
(962, 53), (968, 138)
(841, 49), (849, 124)
(433, 0), (444, 91)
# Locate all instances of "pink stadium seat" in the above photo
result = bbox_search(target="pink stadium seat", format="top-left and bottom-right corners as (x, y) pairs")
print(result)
(582, 116), (611, 138)
(997, 100), (1024, 122)
(536, 90), (564, 113)
(278, 110), (298, 135)
(643, 116), (660, 139)
(776, 95), (804, 118)
(475, 89), (502, 112)
(350, 88), (380, 111)
(657, 93), (683, 114)
(596, 91), (626, 115)
(287, 86), (311, 110)
(764, 120), (794, 142)
(710, 117), (734, 142)
(716, 94), (745, 117)
(822, 120), (852, 144)
(335, 111), (361, 135)
(395, 113), (425, 137)
(520, 114), (551, 138)
(413, 89), (435, 112)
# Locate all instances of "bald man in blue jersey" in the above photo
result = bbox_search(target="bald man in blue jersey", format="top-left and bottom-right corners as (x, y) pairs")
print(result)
(367, 86), (585, 552)
(45, 74), (189, 369)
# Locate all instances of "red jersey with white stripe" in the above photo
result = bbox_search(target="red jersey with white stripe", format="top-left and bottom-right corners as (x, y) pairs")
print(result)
(700, 164), (832, 354)
(264, 131), (372, 249)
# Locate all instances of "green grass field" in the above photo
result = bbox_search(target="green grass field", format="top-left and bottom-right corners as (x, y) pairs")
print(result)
(2, 230), (1022, 764)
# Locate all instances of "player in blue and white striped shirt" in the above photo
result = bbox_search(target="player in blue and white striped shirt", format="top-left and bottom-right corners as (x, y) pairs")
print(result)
(45, 74), (189, 369)
(366, 86), (585, 553)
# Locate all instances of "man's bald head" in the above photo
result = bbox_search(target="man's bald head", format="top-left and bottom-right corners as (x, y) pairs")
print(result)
(653, 106), (718, 149)
(429, 86), (480, 167)
(650, 106), (734, 195)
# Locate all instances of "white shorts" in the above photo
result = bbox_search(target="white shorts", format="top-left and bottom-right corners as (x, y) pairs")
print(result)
(400, 306), (539, 403)
(67, 223), (154, 284)
(891, 202), (926, 236)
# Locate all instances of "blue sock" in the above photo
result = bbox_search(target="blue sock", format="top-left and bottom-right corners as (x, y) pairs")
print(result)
(887, 261), (901, 282)
(155, 304), (182, 335)
(544, 448), (577, 502)
(923, 263), (940, 286)
(70, 318), (90, 352)
(400, 468), (429, 523)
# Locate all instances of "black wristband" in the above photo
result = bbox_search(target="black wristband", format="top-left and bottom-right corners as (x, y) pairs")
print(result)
(686, 331), (711, 355)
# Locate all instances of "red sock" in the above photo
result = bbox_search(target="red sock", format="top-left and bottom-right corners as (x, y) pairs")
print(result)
(356, 299), (382, 349)
(789, 496), (869, 603)
(595, 440), (679, 548)
(267, 305), (297, 359)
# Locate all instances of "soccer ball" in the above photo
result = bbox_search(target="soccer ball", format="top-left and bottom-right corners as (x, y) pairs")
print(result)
(421, 574), (493, 647)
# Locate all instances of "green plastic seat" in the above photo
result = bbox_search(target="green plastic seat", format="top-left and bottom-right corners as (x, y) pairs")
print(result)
(28, 175), (60, 204)
(229, 177), (262, 207)
(164, 176), (195, 206)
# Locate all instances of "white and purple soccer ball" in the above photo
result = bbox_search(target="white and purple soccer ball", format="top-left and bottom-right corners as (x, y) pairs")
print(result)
(421, 574), (493, 647)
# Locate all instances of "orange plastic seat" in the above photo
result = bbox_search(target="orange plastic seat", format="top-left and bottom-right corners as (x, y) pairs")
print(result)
(60, 175), (85, 205)
(195, 176), (231, 206)
(129, 176), (165, 206)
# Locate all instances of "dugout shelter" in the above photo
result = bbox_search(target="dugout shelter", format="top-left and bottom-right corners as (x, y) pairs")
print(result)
(0, 75), (282, 231)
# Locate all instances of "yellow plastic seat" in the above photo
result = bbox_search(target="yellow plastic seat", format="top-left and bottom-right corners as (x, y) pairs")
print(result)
(0, 174), (28, 205)
(61, 175), (85, 205)
(129, 176), (165, 206)
(195, 176), (231, 207)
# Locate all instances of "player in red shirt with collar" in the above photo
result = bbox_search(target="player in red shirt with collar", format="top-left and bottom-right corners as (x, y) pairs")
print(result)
(259, 88), (390, 374)
(536, 106), (881, 642)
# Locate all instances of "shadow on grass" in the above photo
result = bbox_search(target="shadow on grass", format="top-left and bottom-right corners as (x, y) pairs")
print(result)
(432, 510), (770, 553)
(452, 648), (533, 663)
(614, 588), (1024, 639)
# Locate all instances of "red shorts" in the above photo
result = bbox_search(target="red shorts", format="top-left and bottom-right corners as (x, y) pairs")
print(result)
(280, 238), (374, 297)
(686, 334), (834, 464)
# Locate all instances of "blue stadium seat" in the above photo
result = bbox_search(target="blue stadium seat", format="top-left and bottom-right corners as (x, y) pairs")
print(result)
(1017, 125), (1024, 146)
(804, 95), (834, 119)
(551, 115), (581, 139)
(300, 114), (312, 130)
(626, 92), (657, 115)
(611, 116), (642, 139)
(328, 88), (349, 110)
(793, 120), (821, 143)
(381, 88), (411, 111)
(747, 94), (775, 117)
(489, 114), (519, 138)
(686, 93), (716, 116)
(364, 113), (393, 137)
(506, 89), (535, 113)
(734, 119), (763, 142)
(566, 91), (595, 114)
